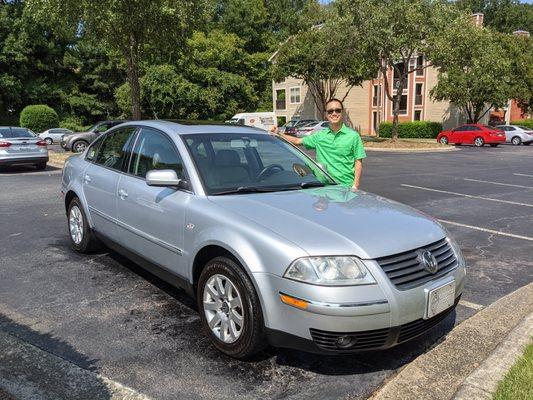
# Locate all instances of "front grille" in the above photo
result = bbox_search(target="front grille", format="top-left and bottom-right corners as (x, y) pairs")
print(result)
(398, 296), (460, 343)
(376, 238), (458, 290)
(309, 327), (390, 351)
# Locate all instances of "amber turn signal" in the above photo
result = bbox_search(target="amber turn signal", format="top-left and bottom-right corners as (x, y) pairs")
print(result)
(279, 293), (308, 310)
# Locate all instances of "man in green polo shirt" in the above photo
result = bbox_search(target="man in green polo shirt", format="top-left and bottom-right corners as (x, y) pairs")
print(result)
(271, 98), (366, 190)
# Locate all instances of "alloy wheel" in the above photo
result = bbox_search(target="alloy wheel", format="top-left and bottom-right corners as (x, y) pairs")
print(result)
(69, 205), (84, 245)
(439, 136), (448, 145)
(203, 274), (244, 344)
(474, 137), (484, 147)
(511, 137), (521, 145)
(45, 138), (53, 145)
(73, 141), (87, 153)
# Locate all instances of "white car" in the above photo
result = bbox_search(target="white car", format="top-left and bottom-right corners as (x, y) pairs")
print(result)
(39, 128), (73, 145)
(495, 125), (533, 146)
(296, 121), (329, 138)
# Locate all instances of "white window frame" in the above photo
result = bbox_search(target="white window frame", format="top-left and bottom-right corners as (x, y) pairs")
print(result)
(289, 86), (301, 104)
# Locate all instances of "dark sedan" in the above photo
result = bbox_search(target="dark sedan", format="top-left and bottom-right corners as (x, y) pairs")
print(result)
(61, 120), (127, 152)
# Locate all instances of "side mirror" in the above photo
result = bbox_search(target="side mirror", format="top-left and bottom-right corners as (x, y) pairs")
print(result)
(146, 169), (189, 190)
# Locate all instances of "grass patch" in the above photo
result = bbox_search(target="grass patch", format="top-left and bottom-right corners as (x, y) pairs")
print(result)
(493, 341), (533, 400)
(361, 136), (447, 149)
(48, 151), (74, 166)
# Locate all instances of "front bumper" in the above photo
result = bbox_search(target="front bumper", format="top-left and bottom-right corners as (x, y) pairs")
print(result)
(254, 260), (466, 354)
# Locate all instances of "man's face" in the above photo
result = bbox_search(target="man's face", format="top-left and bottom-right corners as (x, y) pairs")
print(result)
(326, 101), (343, 124)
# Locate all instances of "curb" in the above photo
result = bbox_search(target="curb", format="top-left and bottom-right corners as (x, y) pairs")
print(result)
(367, 282), (533, 400)
(454, 312), (532, 399)
(364, 147), (456, 153)
(0, 330), (152, 400)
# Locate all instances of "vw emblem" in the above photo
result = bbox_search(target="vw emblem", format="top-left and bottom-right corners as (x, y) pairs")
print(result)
(421, 250), (438, 274)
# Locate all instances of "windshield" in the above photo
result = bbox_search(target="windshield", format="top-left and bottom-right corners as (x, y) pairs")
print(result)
(0, 127), (35, 138)
(184, 133), (336, 195)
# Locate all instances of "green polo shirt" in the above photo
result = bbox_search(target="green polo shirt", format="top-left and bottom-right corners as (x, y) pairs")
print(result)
(302, 124), (366, 186)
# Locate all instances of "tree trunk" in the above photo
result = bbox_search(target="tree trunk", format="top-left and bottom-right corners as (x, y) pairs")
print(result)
(124, 34), (141, 120)
(391, 82), (405, 142)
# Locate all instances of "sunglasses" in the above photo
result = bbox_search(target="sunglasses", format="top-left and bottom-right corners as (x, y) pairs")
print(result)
(326, 108), (342, 115)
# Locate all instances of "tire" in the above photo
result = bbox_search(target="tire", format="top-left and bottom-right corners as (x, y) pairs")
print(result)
(490, 144), (499, 147)
(474, 137), (485, 147)
(72, 140), (89, 153)
(35, 162), (47, 170)
(67, 197), (103, 253)
(439, 136), (449, 145)
(511, 136), (522, 145)
(44, 138), (53, 145)
(197, 256), (266, 359)
(523, 142), (531, 146)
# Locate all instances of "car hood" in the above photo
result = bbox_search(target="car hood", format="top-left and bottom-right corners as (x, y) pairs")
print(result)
(209, 186), (446, 259)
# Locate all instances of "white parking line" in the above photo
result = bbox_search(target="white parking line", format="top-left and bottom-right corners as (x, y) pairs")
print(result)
(463, 177), (533, 189)
(513, 173), (533, 178)
(458, 300), (484, 311)
(438, 219), (533, 242)
(401, 184), (533, 208)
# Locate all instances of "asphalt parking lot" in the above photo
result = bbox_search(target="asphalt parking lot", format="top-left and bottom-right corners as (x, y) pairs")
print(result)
(0, 144), (532, 400)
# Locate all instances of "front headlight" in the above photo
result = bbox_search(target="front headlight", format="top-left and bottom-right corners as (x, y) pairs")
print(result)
(448, 236), (466, 266)
(283, 256), (376, 286)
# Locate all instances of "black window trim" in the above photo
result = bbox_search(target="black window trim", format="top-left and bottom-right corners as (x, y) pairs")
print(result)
(90, 126), (140, 172)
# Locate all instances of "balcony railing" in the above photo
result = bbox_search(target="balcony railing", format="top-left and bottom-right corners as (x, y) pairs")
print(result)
(372, 96), (379, 107)
(276, 100), (286, 110)
(415, 94), (423, 106)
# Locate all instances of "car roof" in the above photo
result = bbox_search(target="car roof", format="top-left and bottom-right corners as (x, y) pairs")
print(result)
(116, 120), (269, 135)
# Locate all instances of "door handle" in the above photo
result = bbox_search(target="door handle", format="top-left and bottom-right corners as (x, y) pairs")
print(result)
(118, 189), (128, 199)
(84, 174), (91, 184)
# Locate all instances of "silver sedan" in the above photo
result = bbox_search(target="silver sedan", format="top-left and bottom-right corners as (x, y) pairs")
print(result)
(0, 126), (49, 169)
(61, 121), (466, 358)
(496, 125), (533, 145)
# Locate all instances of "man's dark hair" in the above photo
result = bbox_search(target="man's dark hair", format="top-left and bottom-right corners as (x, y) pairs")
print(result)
(325, 98), (344, 109)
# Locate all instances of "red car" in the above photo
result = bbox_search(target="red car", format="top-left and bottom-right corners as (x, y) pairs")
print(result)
(437, 124), (506, 147)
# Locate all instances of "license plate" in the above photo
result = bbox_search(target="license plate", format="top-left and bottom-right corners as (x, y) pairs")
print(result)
(425, 281), (455, 319)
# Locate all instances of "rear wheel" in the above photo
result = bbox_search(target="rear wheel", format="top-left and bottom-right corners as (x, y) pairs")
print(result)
(197, 256), (266, 359)
(439, 136), (449, 145)
(35, 162), (47, 170)
(511, 136), (522, 145)
(474, 137), (485, 147)
(72, 140), (88, 153)
(67, 197), (103, 253)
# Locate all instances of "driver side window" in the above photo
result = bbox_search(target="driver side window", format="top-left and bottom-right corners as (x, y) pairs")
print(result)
(94, 127), (137, 170)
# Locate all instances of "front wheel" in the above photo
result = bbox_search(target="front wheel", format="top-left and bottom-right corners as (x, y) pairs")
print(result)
(72, 140), (88, 153)
(474, 137), (485, 147)
(439, 136), (449, 145)
(197, 256), (266, 359)
(44, 138), (53, 145)
(511, 136), (522, 145)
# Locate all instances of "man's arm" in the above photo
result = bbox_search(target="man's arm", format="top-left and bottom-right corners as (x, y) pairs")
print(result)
(269, 126), (303, 145)
(352, 159), (363, 190)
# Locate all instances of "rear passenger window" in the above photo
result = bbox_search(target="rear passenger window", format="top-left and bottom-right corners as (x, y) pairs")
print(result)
(129, 128), (184, 179)
(94, 127), (137, 170)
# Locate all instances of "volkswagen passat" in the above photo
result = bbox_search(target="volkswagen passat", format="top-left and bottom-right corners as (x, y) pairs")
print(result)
(61, 121), (466, 358)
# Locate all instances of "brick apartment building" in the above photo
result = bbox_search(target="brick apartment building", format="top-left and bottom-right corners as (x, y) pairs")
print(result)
(271, 13), (530, 134)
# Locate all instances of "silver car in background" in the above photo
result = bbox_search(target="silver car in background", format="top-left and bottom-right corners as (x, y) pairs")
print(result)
(61, 120), (466, 359)
(39, 128), (73, 145)
(495, 124), (533, 145)
(0, 126), (49, 170)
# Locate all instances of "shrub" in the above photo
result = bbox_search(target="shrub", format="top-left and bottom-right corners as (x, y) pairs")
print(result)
(510, 119), (533, 129)
(19, 105), (59, 133)
(378, 121), (442, 138)
(59, 116), (86, 132)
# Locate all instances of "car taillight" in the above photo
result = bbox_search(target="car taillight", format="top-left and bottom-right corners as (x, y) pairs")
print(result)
(36, 140), (47, 146)
(0, 141), (11, 147)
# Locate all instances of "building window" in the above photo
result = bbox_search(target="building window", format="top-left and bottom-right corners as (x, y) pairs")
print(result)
(276, 89), (286, 110)
(393, 94), (408, 114)
(414, 110), (422, 121)
(372, 111), (378, 133)
(415, 83), (423, 106)
(289, 87), (301, 104)
(416, 55), (424, 76)
(372, 85), (381, 107)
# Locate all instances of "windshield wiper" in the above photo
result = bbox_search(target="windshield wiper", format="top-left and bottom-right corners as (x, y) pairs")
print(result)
(300, 181), (326, 188)
(211, 186), (278, 195)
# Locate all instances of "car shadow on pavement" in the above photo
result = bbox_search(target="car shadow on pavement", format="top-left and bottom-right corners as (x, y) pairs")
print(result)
(100, 247), (456, 377)
(0, 313), (113, 399)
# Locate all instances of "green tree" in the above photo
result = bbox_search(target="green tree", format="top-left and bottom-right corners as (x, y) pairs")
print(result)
(430, 22), (514, 123)
(339, 0), (464, 140)
(27, 0), (211, 120)
(456, 0), (533, 34)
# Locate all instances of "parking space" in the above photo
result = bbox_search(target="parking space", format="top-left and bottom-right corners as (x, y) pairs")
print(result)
(0, 145), (532, 399)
